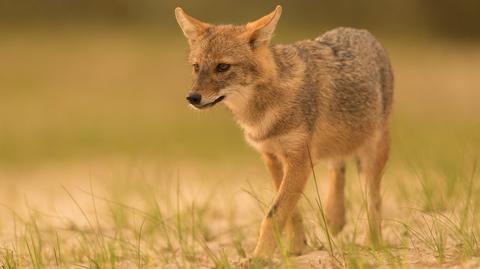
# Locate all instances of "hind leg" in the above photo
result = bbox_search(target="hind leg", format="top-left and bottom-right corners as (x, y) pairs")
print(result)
(325, 160), (347, 235)
(357, 129), (389, 246)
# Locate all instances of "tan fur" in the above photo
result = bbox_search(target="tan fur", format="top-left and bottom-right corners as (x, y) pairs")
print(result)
(175, 5), (394, 259)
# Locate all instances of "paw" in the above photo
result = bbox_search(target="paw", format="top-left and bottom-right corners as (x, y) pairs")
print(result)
(238, 256), (272, 269)
(326, 210), (346, 236)
(325, 201), (346, 236)
(327, 218), (345, 236)
(287, 237), (308, 256)
(365, 229), (383, 248)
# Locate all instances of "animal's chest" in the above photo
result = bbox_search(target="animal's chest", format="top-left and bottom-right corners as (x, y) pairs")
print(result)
(243, 127), (308, 158)
(236, 111), (277, 150)
(244, 133), (277, 153)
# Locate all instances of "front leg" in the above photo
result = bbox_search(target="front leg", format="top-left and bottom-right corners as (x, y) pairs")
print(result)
(262, 153), (307, 255)
(253, 151), (311, 258)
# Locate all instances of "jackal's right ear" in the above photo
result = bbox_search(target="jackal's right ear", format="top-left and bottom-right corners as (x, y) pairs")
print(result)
(243, 5), (282, 48)
(175, 7), (210, 41)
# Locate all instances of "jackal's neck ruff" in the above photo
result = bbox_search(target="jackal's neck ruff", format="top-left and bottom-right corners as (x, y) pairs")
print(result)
(223, 43), (314, 144)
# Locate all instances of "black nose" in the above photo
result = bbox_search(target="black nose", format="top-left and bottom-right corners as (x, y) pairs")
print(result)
(186, 92), (202, 105)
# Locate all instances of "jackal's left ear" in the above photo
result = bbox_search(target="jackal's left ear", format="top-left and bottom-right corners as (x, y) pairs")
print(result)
(243, 5), (282, 48)
(175, 7), (210, 41)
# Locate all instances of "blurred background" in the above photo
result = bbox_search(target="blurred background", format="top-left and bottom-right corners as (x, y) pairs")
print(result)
(0, 0), (479, 168)
(0, 1), (479, 266)
(0, 0), (480, 268)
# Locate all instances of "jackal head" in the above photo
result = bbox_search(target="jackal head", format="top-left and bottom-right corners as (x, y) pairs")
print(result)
(175, 6), (282, 110)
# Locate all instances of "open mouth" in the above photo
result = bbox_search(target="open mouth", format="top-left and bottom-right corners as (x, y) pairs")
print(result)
(194, 96), (225, 109)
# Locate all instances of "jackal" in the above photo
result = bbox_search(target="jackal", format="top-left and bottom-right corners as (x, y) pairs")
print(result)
(175, 5), (393, 259)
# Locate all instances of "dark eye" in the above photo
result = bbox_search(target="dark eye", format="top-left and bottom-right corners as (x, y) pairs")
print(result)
(216, 63), (231, 73)
(192, 63), (200, 72)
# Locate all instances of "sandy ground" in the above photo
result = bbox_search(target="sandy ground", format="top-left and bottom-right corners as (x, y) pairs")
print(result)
(1, 158), (479, 268)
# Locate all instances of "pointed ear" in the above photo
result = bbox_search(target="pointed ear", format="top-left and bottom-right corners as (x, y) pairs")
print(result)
(243, 5), (282, 48)
(175, 7), (210, 41)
